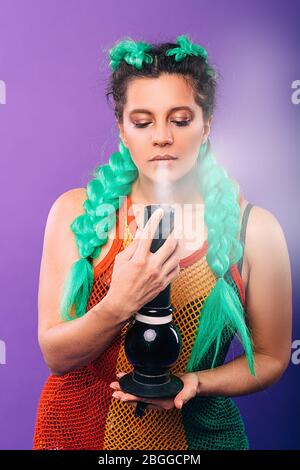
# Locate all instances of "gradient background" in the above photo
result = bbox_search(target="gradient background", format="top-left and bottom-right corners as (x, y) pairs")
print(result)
(0, 0), (299, 450)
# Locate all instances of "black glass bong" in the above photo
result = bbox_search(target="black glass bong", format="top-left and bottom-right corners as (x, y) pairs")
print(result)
(119, 204), (184, 417)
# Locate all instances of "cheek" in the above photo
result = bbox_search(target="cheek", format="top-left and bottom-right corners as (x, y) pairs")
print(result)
(176, 130), (202, 162)
(124, 132), (147, 163)
(128, 124), (150, 141)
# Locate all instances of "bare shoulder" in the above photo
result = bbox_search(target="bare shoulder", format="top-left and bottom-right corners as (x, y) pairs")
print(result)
(245, 204), (290, 271)
(44, 187), (87, 237)
(48, 187), (117, 271)
(49, 187), (86, 219)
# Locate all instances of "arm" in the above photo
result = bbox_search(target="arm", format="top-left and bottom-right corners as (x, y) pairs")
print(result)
(42, 298), (128, 376)
(195, 206), (292, 397)
(38, 188), (129, 376)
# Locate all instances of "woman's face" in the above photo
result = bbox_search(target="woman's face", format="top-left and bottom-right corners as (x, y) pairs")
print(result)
(118, 73), (212, 184)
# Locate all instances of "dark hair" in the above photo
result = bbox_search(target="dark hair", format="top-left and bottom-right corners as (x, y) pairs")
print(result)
(105, 39), (218, 124)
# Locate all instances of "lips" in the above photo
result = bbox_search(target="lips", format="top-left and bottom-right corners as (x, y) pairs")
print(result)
(150, 154), (177, 161)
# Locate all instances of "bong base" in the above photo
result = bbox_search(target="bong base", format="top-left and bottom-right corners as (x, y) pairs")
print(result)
(119, 371), (184, 399)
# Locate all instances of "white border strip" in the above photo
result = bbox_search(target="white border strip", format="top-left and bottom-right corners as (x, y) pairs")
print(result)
(135, 313), (173, 325)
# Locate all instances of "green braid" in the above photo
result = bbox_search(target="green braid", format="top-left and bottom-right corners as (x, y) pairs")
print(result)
(108, 37), (153, 71)
(186, 141), (255, 376)
(165, 34), (208, 63)
(59, 140), (138, 321)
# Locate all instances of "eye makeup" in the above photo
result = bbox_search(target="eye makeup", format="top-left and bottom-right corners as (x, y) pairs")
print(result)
(134, 119), (192, 128)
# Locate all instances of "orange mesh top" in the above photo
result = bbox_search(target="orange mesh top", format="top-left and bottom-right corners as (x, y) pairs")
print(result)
(33, 192), (249, 451)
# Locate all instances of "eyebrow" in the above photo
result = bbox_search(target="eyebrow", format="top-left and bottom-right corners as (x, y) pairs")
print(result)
(129, 106), (195, 117)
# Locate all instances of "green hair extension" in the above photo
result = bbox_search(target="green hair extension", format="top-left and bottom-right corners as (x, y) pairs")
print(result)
(108, 37), (153, 71)
(60, 258), (94, 322)
(165, 34), (208, 63)
(186, 143), (256, 376)
(60, 140), (138, 321)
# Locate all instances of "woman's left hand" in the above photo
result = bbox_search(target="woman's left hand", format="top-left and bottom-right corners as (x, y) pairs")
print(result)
(109, 371), (199, 411)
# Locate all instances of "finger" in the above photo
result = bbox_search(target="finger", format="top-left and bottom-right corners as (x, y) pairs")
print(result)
(120, 229), (143, 260)
(132, 207), (164, 260)
(110, 372), (129, 390)
(121, 393), (141, 401)
(113, 390), (140, 401)
(116, 372), (127, 378)
(148, 398), (174, 408)
(160, 264), (180, 288)
(161, 252), (180, 277)
(110, 372), (128, 390)
(112, 392), (128, 400)
(109, 381), (121, 390)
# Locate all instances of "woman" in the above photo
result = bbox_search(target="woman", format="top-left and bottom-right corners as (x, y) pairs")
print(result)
(33, 34), (292, 450)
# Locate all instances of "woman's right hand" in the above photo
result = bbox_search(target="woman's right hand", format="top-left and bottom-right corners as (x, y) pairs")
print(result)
(105, 207), (181, 321)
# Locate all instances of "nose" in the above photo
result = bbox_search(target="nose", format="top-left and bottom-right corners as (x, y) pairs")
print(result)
(152, 122), (173, 146)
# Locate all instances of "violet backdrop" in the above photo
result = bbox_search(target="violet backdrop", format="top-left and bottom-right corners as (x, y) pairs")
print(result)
(0, 0), (299, 450)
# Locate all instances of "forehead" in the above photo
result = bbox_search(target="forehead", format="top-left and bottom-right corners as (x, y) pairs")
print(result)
(125, 73), (196, 112)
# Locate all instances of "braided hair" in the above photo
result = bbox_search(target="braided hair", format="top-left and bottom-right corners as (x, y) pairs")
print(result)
(60, 34), (256, 377)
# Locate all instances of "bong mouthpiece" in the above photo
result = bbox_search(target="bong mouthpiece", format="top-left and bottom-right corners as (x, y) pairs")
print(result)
(144, 204), (175, 253)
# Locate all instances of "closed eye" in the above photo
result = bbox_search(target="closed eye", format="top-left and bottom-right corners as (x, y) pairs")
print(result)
(134, 120), (191, 128)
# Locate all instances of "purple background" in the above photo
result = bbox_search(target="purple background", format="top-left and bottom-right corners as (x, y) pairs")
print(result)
(0, 0), (299, 450)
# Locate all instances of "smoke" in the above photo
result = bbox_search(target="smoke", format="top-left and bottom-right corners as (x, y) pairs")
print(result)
(152, 161), (174, 204)
(130, 161), (205, 250)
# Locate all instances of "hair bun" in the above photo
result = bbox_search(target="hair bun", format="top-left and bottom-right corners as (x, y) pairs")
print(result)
(109, 39), (153, 71)
(165, 34), (208, 63)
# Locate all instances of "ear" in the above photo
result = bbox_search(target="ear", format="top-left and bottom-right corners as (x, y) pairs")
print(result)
(203, 115), (213, 143)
